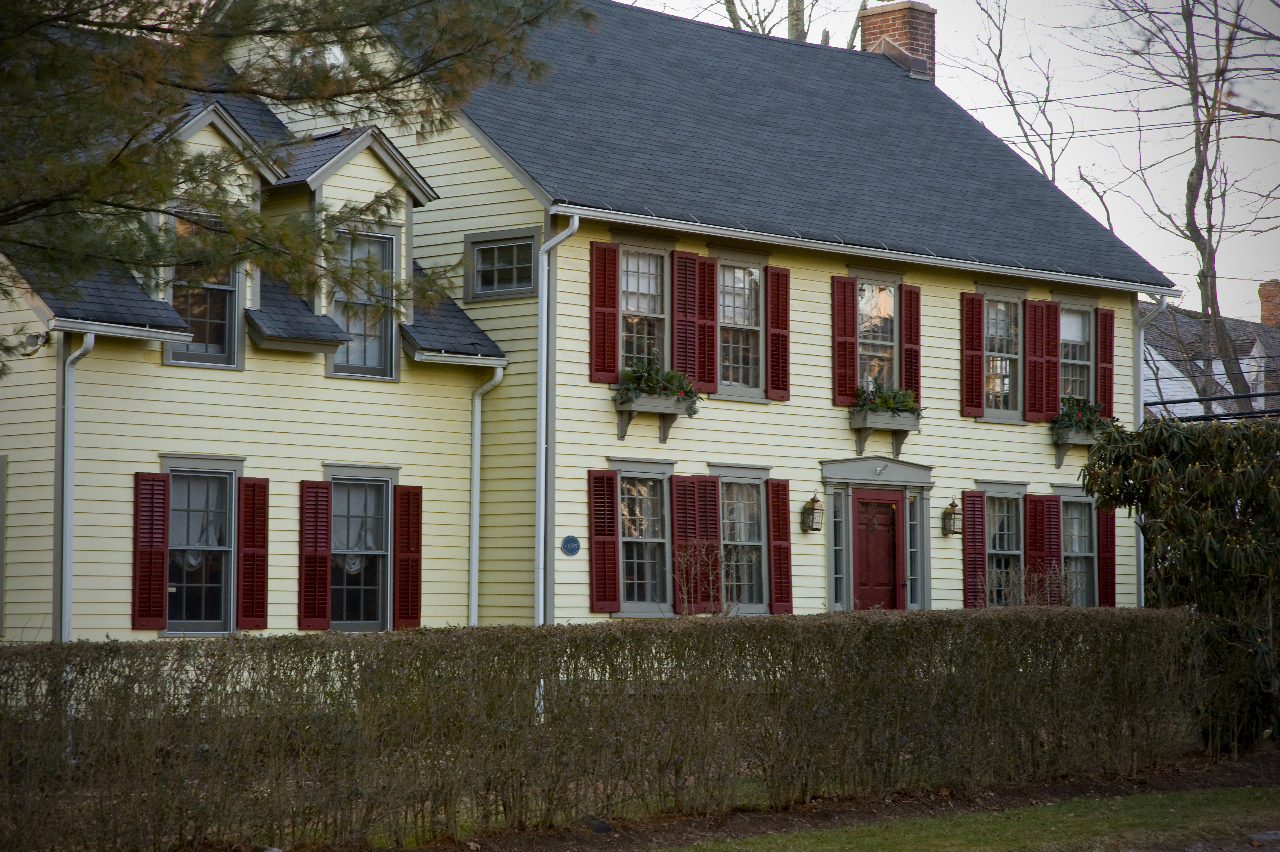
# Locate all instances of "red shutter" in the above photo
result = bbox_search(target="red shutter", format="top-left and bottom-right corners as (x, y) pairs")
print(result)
(298, 480), (332, 630)
(1024, 495), (1062, 606)
(766, 479), (792, 614)
(236, 477), (269, 630)
(132, 472), (169, 630)
(673, 251), (700, 385)
(696, 256), (719, 393)
(1024, 299), (1047, 421)
(1044, 301), (1061, 416)
(765, 266), (791, 401)
(587, 470), (621, 613)
(962, 490), (986, 609)
(671, 475), (721, 614)
(589, 242), (620, 384)
(1097, 507), (1116, 607)
(392, 485), (422, 629)
(1096, 308), (1115, 418)
(961, 292), (985, 417)
(832, 276), (859, 406)
(901, 283), (922, 403)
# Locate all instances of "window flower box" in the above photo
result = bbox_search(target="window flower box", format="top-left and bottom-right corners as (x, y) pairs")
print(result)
(849, 410), (920, 458)
(616, 395), (691, 443)
(1052, 426), (1097, 469)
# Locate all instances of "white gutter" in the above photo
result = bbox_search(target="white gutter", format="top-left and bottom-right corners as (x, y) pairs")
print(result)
(548, 203), (1182, 299)
(56, 332), (95, 643)
(1132, 295), (1169, 609)
(469, 365), (506, 626)
(45, 317), (192, 343)
(534, 214), (579, 626)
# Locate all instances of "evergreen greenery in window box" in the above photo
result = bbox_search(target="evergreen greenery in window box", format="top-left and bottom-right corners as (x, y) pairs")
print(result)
(848, 381), (921, 458)
(614, 363), (701, 442)
(1052, 398), (1109, 467)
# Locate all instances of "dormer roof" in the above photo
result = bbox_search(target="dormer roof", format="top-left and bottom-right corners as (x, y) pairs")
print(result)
(277, 126), (438, 206)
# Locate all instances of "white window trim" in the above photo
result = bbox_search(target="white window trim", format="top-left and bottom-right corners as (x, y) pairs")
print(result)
(158, 453), (244, 637)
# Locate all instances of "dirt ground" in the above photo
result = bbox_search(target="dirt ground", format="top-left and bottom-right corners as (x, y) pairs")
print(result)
(441, 749), (1280, 852)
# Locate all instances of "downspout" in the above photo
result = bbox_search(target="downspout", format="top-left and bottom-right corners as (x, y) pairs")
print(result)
(1133, 296), (1168, 609)
(534, 214), (579, 626)
(469, 365), (505, 627)
(56, 332), (95, 643)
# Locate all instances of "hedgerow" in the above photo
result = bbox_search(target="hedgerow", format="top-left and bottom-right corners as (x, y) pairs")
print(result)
(0, 609), (1197, 850)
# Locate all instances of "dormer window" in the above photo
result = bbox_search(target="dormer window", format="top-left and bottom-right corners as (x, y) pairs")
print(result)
(166, 216), (241, 369)
(331, 233), (395, 378)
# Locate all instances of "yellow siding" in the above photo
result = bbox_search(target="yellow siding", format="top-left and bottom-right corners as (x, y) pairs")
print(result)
(550, 222), (1140, 621)
(37, 338), (478, 640)
(322, 147), (398, 208)
(0, 296), (57, 640)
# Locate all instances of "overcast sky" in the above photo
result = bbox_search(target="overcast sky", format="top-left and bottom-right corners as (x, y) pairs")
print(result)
(625, 0), (1279, 320)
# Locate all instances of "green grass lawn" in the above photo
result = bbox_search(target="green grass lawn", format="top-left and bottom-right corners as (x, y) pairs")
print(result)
(657, 787), (1280, 852)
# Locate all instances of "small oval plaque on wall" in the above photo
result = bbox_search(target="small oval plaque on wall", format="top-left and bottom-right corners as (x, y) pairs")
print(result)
(561, 535), (581, 556)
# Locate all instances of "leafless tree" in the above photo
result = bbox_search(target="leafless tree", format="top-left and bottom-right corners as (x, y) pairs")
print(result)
(950, 0), (1078, 184)
(722, 0), (820, 39)
(1088, 0), (1280, 413)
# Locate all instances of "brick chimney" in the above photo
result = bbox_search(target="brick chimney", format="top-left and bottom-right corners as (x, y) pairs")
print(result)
(1261, 279), (1280, 327)
(860, 1), (936, 81)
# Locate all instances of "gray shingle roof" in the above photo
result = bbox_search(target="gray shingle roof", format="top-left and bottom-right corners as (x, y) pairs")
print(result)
(402, 296), (505, 358)
(246, 277), (352, 343)
(34, 266), (188, 330)
(462, 0), (1173, 289)
(186, 89), (293, 147)
(277, 128), (367, 187)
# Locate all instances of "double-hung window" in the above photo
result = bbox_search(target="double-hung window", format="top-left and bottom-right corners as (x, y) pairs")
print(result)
(1062, 500), (1096, 606)
(621, 250), (666, 372)
(332, 233), (395, 378)
(620, 476), (668, 606)
(330, 478), (389, 630)
(721, 480), (765, 610)
(857, 282), (897, 390)
(984, 299), (1020, 412)
(167, 470), (233, 632)
(169, 216), (239, 367)
(1060, 308), (1092, 403)
(985, 495), (1023, 607)
(719, 264), (763, 390)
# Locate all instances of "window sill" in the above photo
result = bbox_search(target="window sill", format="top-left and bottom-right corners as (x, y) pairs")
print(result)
(708, 390), (771, 405)
(329, 369), (399, 382)
(162, 357), (243, 371)
(462, 290), (536, 303)
(975, 413), (1028, 426)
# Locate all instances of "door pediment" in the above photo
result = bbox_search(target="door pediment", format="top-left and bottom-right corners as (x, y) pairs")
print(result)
(821, 456), (934, 489)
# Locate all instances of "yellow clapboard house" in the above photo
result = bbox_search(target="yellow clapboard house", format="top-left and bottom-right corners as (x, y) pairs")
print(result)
(0, 0), (1179, 639)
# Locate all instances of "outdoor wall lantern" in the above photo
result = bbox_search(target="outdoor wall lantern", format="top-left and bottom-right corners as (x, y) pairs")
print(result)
(801, 492), (825, 533)
(941, 499), (962, 536)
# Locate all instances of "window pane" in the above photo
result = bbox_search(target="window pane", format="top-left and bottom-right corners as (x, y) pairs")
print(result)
(857, 283), (896, 389)
(720, 327), (760, 387)
(331, 480), (388, 625)
(718, 265), (760, 327)
(168, 472), (231, 627)
(722, 482), (764, 606)
(622, 315), (665, 372)
(1060, 308), (1091, 402)
(1063, 501), (1095, 606)
(474, 241), (534, 293)
(832, 492), (844, 607)
(907, 495), (920, 607)
(621, 250), (663, 314)
(173, 285), (232, 356)
(621, 477), (666, 604)
(986, 496), (1022, 607)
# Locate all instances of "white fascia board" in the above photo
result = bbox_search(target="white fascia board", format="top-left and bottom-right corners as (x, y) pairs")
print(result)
(46, 317), (193, 343)
(305, 128), (438, 206)
(549, 203), (1182, 299)
(176, 102), (287, 184)
(453, 111), (555, 209)
(412, 351), (509, 368)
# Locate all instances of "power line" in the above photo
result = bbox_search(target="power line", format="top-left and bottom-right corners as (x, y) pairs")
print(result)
(960, 84), (1168, 112)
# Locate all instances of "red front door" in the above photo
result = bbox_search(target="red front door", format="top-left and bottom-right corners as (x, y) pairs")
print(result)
(852, 490), (904, 610)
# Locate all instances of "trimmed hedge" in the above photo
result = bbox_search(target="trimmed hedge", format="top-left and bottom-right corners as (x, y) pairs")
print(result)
(0, 609), (1197, 850)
